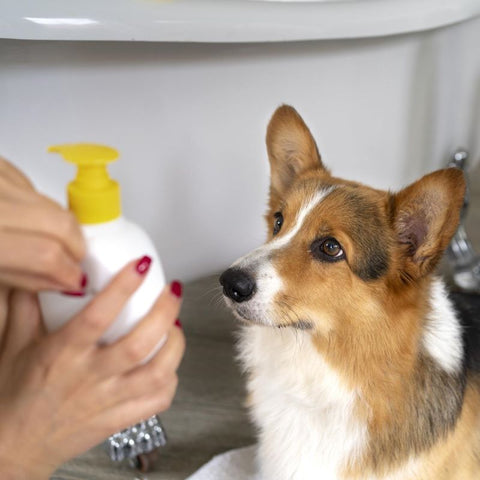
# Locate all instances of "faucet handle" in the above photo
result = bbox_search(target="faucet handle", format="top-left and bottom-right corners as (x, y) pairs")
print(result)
(446, 149), (480, 293)
(106, 414), (167, 467)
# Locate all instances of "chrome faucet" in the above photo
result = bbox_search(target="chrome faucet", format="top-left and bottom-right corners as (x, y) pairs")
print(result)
(106, 414), (167, 471)
(446, 149), (480, 293)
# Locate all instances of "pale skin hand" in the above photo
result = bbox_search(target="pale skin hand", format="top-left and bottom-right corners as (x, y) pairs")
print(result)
(0, 260), (186, 479)
(0, 157), (86, 292)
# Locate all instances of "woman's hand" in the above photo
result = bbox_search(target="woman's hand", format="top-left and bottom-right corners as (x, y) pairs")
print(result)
(0, 258), (185, 479)
(0, 157), (86, 292)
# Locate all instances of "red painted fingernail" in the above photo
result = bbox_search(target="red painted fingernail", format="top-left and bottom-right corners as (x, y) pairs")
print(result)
(171, 281), (183, 298)
(62, 290), (86, 297)
(136, 256), (152, 275)
(63, 272), (88, 296)
(175, 319), (183, 329)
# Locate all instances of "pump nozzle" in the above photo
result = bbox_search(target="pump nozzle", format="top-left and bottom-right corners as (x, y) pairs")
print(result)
(49, 143), (122, 224)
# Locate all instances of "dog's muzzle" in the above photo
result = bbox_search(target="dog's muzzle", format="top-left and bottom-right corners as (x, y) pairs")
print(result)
(220, 268), (256, 303)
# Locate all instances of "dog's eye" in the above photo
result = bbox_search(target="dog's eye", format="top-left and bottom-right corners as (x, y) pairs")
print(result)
(321, 238), (342, 257)
(310, 237), (345, 262)
(273, 212), (283, 235)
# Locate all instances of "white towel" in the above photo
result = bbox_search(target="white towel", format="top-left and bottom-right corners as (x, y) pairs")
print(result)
(186, 445), (260, 480)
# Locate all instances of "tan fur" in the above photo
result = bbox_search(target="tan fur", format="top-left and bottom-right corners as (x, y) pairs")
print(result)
(417, 378), (480, 479)
(346, 378), (480, 479)
(262, 106), (477, 478)
(222, 106), (477, 479)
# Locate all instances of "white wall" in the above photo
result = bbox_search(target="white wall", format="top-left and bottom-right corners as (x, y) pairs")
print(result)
(0, 17), (479, 282)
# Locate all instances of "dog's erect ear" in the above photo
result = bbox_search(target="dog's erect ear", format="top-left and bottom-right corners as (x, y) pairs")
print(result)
(392, 168), (465, 281)
(266, 105), (327, 196)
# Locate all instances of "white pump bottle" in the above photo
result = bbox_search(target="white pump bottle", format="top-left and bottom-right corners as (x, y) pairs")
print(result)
(39, 143), (166, 345)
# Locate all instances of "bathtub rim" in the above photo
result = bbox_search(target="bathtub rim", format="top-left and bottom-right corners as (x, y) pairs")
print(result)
(1, 0), (480, 43)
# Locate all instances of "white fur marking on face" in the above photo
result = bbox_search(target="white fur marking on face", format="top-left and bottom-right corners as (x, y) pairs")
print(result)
(228, 187), (334, 326)
(229, 261), (282, 326)
(232, 186), (335, 270)
(267, 186), (335, 252)
(423, 278), (463, 374)
(255, 262), (282, 326)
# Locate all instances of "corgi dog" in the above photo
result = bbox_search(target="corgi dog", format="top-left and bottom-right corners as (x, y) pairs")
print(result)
(220, 105), (480, 480)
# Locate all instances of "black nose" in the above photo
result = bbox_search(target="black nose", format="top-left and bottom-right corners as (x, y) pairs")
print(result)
(219, 268), (256, 303)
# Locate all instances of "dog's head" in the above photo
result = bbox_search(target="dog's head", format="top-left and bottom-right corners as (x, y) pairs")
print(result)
(220, 105), (465, 336)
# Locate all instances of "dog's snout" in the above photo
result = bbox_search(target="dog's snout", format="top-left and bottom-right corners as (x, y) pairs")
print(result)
(220, 268), (256, 303)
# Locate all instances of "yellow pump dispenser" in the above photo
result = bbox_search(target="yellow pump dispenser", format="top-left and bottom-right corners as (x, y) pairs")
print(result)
(48, 143), (121, 224)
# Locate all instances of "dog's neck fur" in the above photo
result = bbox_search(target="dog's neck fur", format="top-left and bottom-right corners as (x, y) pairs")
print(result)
(238, 277), (466, 480)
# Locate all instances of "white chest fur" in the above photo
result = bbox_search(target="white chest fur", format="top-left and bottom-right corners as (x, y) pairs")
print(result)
(238, 326), (368, 480)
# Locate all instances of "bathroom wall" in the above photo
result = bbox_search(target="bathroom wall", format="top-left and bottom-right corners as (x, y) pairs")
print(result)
(0, 17), (479, 281)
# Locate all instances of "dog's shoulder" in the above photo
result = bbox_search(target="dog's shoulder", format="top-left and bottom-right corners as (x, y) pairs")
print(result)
(450, 291), (480, 372)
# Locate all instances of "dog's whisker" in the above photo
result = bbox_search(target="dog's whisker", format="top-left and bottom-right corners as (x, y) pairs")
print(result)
(193, 284), (224, 301)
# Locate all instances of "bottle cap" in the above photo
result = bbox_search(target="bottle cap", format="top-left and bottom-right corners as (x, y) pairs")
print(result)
(49, 143), (121, 224)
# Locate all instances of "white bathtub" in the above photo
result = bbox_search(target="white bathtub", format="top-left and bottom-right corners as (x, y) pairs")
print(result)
(1, 0), (479, 281)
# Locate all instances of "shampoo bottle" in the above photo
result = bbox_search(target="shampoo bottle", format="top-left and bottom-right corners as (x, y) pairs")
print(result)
(39, 143), (168, 464)
(39, 143), (166, 344)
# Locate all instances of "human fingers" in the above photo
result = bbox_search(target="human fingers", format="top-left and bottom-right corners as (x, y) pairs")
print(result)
(0, 271), (70, 292)
(0, 231), (85, 291)
(2, 290), (44, 359)
(103, 324), (185, 404)
(0, 189), (86, 263)
(91, 374), (179, 437)
(56, 256), (153, 349)
(95, 281), (183, 377)
(0, 286), (11, 349)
